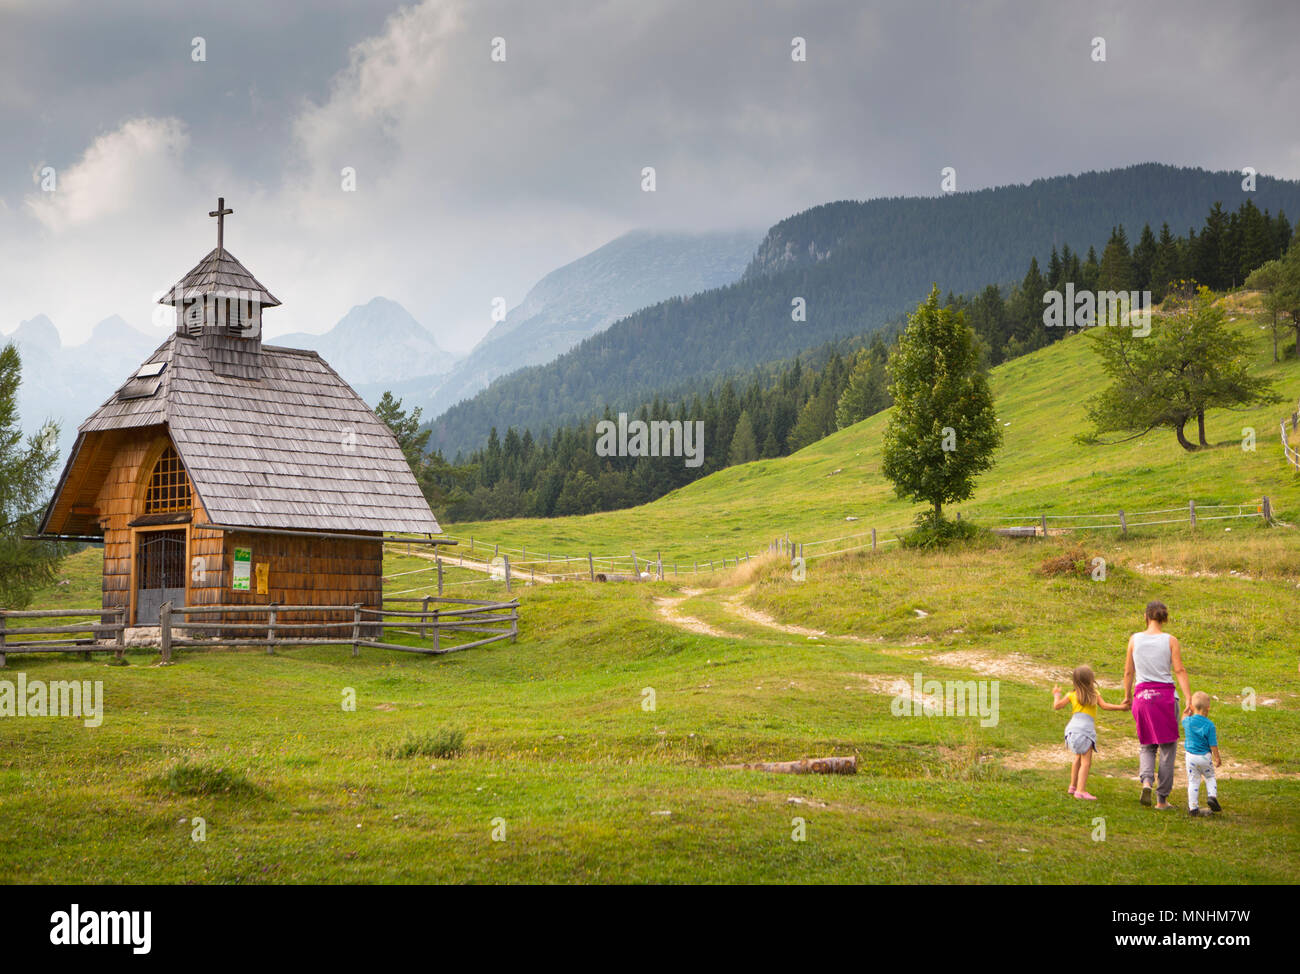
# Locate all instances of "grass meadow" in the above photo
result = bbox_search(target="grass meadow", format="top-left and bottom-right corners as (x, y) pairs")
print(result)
(1, 296), (1297, 884)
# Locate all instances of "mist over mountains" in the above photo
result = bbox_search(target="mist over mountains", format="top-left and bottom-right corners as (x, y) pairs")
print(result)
(354, 228), (761, 421)
(424, 164), (1300, 456)
(5, 227), (762, 461)
(273, 297), (455, 384)
(6, 313), (168, 450)
(14, 165), (1300, 467)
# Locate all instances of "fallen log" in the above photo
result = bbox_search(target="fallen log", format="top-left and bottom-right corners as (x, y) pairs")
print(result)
(738, 755), (857, 775)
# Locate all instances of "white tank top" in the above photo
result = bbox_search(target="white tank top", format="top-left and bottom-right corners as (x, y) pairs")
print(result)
(1132, 631), (1174, 685)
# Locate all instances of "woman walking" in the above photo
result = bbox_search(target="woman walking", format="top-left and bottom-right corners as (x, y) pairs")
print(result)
(1121, 601), (1193, 809)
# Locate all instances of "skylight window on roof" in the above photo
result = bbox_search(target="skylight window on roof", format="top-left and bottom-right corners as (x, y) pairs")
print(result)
(118, 360), (167, 401)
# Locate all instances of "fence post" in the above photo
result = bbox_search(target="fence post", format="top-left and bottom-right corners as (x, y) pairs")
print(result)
(0, 611), (6, 668)
(470, 537), (474, 556)
(432, 606), (440, 653)
(160, 601), (172, 663)
(1189, 500), (1196, 528)
(266, 603), (277, 654)
(351, 603), (362, 656)
(421, 596), (431, 639)
(1119, 510), (1127, 535)
(437, 556), (444, 595)
(510, 603), (519, 644)
(871, 528), (877, 552)
(504, 555), (512, 593)
(1262, 495), (1272, 524)
(694, 561), (698, 574)
(1040, 514), (1048, 537)
(114, 608), (125, 662)
(632, 551), (639, 575)
(588, 553), (595, 581)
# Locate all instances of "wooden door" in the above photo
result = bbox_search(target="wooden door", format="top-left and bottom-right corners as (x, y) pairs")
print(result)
(136, 530), (187, 625)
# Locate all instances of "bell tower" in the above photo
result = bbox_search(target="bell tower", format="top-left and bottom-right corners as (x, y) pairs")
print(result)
(159, 197), (281, 379)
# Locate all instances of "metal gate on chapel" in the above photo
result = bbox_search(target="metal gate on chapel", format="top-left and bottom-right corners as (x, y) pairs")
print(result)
(136, 530), (186, 625)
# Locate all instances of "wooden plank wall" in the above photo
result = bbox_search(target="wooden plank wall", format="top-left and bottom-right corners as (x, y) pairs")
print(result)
(193, 528), (383, 638)
(94, 428), (170, 624)
(89, 425), (384, 638)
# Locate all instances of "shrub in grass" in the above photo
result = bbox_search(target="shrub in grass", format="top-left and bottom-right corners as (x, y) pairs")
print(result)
(155, 760), (261, 798)
(384, 728), (466, 759)
(1039, 545), (1094, 578)
(900, 513), (981, 550)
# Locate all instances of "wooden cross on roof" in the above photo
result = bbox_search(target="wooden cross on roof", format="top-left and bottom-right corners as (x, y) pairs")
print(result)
(208, 197), (233, 252)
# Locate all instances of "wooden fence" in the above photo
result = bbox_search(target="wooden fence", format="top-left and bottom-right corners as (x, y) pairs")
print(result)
(406, 495), (1280, 592)
(1282, 402), (1300, 471)
(983, 498), (1271, 535)
(0, 607), (126, 667)
(0, 597), (517, 666)
(386, 538), (767, 591)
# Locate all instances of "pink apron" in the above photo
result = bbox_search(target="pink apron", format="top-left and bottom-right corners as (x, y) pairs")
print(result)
(1132, 681), (1180, 746)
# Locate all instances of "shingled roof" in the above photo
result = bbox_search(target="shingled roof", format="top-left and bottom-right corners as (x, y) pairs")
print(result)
(42, 334), (440, 536)
(159, 247), (281, 308)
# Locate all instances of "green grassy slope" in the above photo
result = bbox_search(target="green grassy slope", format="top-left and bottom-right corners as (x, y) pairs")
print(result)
(451, 298), (1300, 562)
(2, 535), (1296, 883)
(2, 297), (1297, 884)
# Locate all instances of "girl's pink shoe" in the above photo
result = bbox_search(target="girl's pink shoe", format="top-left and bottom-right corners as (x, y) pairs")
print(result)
(1073, 791), (1098, 800)
(1067, 786), (1076, 795)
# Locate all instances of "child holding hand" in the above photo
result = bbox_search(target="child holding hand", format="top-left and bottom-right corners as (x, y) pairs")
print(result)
(1183, 691), (1222, 816)
(1053, 665), (1128, 800)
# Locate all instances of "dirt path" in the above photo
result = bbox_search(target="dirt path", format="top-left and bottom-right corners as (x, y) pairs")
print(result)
(1004, 738), (1296, 781)
(653, 584), (1296, 782)
(653, 590), (744, 639)
(655, 585), (1296, 782)
(924, 649), (1122, 691)
(721, 590), (878, 642)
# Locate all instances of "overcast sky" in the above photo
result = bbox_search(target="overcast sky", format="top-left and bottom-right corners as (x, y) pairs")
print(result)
(1, 0), (1298, 353)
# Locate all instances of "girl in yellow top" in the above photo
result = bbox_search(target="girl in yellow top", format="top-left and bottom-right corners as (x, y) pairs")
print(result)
(1052, 665), (1128, 800)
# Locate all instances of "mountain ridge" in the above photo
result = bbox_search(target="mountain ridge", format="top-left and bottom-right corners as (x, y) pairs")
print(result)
(426, 163), (1300, 456)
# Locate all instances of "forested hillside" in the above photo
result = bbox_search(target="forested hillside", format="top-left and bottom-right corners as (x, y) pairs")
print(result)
(407, 198), (1294, 521)
(427, 164), (1300, 456)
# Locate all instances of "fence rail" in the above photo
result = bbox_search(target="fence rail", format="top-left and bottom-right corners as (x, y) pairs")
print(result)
(0, 607), (126, 666)
(0, 598), (518, 666)
(414, 495), (1279, 588)
(1283, 401), (1300, 470)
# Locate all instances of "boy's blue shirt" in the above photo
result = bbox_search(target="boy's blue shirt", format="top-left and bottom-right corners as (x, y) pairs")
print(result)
(1182, 713), (1217, 755)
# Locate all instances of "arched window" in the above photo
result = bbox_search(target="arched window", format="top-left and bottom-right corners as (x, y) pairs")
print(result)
(143, 445), (192, 514)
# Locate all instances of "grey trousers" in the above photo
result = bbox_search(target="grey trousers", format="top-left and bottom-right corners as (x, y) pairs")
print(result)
(1139, 742), (1177, 799)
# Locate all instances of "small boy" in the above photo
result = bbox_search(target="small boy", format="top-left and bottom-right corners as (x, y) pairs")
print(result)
(1182, 691), (1222, 816)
